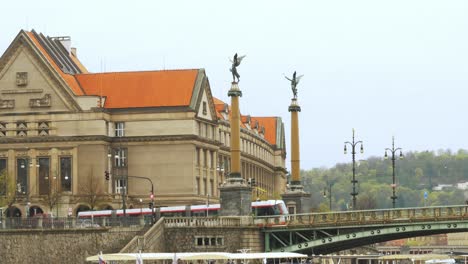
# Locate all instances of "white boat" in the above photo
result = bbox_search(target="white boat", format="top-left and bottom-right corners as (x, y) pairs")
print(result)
(86, 252), (308, 263)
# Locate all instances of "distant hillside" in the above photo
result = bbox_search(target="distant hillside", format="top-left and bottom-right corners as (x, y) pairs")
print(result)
(300, 149), (468, 211)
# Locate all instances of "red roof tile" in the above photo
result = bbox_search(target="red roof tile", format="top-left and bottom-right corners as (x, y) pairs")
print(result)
(75, 70), (198, 108)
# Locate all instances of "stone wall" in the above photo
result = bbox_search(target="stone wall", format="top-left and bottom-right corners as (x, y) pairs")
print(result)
(164, 226), (263, 253)
(0, 228), (139, 264)
(0, 223), (264, 263)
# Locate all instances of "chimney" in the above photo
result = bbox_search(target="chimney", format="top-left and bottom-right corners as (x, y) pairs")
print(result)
(71, 47), (77, 57)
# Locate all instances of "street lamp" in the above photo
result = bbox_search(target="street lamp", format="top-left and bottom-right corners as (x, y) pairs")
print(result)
(384, 136), (403, 208)
(322, 181), (334, 211)
(344, 129), (364, 210)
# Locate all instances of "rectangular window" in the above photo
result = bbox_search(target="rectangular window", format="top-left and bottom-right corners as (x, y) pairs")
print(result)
(196, 148), (200, 166)
(16, 158), (28, 195)
(116, 179), (127, 194)
(115, 122), (125, 137)
(60, 157), (72, 192)
(203, 178), (207, 195)
(38, 157), (50, 195)
(203, 150), (207, 167)
(114, 148), (127, 167)
(202, 102), (207, 115)
(0, 159), (6, 195)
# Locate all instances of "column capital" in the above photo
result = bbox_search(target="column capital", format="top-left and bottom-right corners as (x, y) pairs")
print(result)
(228, 82), (242, 97)
(288, 98), (301, 112)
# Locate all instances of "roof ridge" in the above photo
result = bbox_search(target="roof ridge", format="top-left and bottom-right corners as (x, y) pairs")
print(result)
(76, 68), (200, 76)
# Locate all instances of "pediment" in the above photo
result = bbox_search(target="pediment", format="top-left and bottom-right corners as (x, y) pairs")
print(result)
(0, 32), (82, 114)
(194, 72), (217, 122)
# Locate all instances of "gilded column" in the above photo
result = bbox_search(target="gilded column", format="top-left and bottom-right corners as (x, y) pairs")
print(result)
(219, 53), (251, 216)
(282, 71), (311, 214)
(289, 98), (301, 187)
(227, 83), (242, 181)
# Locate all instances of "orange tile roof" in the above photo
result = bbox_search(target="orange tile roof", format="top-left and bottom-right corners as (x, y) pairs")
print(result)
(251, 117), (278, 145)
(75, 70), (198, 108)
(213, 97), (279, 146)
(26, 31), (84, 96)
(213, 97), (227, 119)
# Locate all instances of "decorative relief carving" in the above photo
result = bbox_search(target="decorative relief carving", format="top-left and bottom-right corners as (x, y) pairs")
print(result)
(0, 98), (14, 109)
(30, 94), (51, 108)
(16, 72), (28, 86)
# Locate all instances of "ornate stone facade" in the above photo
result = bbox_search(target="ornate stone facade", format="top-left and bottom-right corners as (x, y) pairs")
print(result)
(0, 30), (287, 217)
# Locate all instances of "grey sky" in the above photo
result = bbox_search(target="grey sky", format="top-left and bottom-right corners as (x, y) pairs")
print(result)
(1, 0), (467, 169)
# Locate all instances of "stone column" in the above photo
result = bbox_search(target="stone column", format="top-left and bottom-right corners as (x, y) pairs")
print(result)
(282, 98), (311, 214)
(219, 82), (252, 216)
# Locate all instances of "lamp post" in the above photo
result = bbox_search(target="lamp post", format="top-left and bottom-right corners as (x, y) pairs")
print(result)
(384, 136), (403, 209)
(322, 182), (334, 211)
(344, 129), (364, 210)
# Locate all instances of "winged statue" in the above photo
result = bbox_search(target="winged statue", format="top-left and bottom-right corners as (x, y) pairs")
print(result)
(230, 53), (246, 83)
(285, 71), (304, 98)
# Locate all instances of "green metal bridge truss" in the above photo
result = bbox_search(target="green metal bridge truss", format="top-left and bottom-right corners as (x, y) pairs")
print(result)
(259, 205), (468, 255)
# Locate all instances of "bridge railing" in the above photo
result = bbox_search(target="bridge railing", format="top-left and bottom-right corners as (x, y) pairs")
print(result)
(163, 216), (245, 227)
(256, 204), (468, 227)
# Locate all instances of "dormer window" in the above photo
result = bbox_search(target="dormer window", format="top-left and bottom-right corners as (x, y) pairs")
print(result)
(115, 122), (125, 137)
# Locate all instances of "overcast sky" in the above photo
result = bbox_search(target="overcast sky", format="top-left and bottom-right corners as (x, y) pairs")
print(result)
(1, 0), (467, 169)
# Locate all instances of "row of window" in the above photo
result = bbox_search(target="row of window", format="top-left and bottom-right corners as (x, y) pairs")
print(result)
(0, 157), (72, 195)
(195, 236), (224, 247)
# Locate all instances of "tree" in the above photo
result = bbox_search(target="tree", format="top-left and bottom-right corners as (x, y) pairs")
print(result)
(0, 170), (18, 216)
(78, 170), (108, 210)
(43, 173), (61, 215)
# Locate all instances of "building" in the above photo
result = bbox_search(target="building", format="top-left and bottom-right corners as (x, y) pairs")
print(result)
(0, 30), (287, 217)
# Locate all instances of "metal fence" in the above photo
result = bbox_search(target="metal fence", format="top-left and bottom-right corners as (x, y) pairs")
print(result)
(0, 215), (151, 230)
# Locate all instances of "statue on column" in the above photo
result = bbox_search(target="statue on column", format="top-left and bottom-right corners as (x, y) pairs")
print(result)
(230, 53), (246, 83)
(285, 71), (304, 99)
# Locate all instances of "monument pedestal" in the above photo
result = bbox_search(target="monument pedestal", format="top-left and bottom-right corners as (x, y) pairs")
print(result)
(282, 182), (311, 214)
(219, 173), (251, 216)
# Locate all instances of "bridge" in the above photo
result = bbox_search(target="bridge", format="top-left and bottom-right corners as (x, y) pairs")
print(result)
(257, 204), (468, 255)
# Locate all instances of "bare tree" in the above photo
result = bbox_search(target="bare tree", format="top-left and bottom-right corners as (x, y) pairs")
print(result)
(78, 170), (108, 210)
(43, 173), (61, 214)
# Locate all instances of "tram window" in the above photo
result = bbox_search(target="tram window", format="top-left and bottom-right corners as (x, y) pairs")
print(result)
(254, 206), (279, 216)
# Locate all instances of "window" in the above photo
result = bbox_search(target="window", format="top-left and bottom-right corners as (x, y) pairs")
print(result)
(203, 150), (207, 168)
(16, 158), (28, 195)
(194, 236), (224, 247)
(196, 148), (200, 166)
(38, 157), (50, 195)
(0, 159), (6, 195)
(114, 148), (127, 167)
(202, 102), (207, 115)
(60, 157), (72, 192)
(116, 178), (127, 194)
(115, 122), (125, 137)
